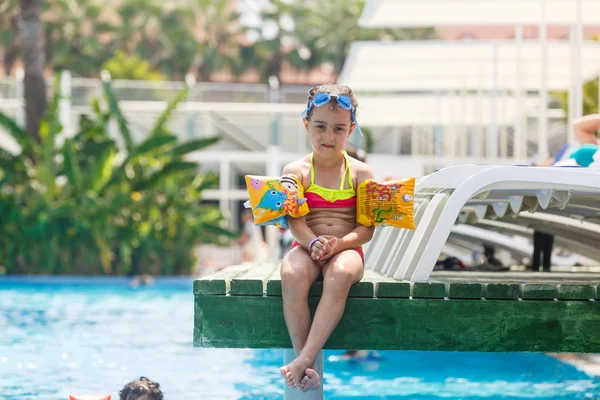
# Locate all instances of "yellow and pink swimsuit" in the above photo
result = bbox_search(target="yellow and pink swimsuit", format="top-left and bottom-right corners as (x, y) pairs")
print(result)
(290, 151), (365, 262)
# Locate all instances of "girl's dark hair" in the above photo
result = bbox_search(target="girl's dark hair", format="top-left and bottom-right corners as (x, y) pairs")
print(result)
(119, 376), (164, 400)
(305, 84), (359, 121)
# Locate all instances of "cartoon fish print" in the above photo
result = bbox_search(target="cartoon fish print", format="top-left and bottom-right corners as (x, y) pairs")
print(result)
(264, 215), (289, 229)
(257, 189), (287, 211)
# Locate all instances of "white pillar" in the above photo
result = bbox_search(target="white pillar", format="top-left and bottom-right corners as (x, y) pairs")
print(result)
(514, 25), (526, 161)
(428, 126), (435, 156)
(58, 70), (72, 145)
(219, 159), (231, 227)
(433, 90), (443, 167)
(297, 120), (307, 153)
(538, 0), (549, 159)
(203, 111), (215, 138)
(266, 145), (281, 260)
(445, 90), (458, 159)
(390, 126), (401, 155)
(575, 0), (584, 120)
(475, 62), (484, 158)
(475, 93), (484, 158)
(284, 349), (324, 400)
(568, 25), (577, 142)
(500, 91), (508, 158)
(489, 43), (499, 159)
(460, 85), (467, 157)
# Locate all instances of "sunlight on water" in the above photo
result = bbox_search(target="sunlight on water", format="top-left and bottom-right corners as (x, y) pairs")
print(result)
(1, 277), (599, 399)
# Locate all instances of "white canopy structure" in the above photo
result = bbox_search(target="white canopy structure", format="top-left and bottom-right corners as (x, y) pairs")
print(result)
(351, 0), (600, 161)
(338, 40), (600, 159)
(339, 41), (600, 92)
(358, 94), (545, 126)
(359, 0), (600, 27)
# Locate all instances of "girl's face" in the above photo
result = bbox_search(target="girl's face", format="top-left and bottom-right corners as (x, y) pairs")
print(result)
(304, 104), (355, 155)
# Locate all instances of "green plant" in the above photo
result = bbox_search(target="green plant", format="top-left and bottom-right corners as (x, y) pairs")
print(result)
(0, 73), (235, 275)
(101, 50), (164, 81)
(552, 77), (599, 119)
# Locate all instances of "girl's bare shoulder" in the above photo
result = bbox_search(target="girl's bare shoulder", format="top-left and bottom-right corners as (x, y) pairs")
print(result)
(349, 157), (375, 184)
(282, 155), (312, 187)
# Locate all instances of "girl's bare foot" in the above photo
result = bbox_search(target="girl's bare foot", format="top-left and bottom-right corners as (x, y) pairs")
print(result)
(279, 355), (311, 387)
(298, 368), (321, 392)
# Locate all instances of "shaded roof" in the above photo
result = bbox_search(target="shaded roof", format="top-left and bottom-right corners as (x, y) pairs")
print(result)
(359, 0), (600, 27)
(357, 94), (554, 126)
(339, 40), (600, 91)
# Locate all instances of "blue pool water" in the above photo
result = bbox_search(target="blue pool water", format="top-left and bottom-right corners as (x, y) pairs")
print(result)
(1, 276), (599, 399)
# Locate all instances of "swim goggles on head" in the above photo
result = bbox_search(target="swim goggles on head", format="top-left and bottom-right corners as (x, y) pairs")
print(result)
(300, 92), (363, 136)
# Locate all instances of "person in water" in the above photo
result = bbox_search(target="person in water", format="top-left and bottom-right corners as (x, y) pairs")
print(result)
(119, 376), (163, 400)
(279, 84), (375, 392)
(328, 349), (382, 362)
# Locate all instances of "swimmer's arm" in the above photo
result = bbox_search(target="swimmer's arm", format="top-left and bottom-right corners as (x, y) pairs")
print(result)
(531, 157), (554, 167)
(338, 164), (375, 250)
(283, 162), (318, 250)
(338, 224), (375, 250)
(288, 216), (319, 250)
(573, 114), (600, 145)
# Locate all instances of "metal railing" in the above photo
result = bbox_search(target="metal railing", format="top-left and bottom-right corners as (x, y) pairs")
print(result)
(0, 75), (312, 105)
(0, 71), (568, 160)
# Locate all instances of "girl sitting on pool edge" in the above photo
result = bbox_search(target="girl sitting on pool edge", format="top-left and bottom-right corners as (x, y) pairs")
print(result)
(279, 84), (375, 392)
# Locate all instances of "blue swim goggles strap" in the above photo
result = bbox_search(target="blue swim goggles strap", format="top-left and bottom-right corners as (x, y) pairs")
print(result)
(300, 92), (363, 136)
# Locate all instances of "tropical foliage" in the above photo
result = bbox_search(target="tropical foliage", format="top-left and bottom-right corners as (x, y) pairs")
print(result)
(552, 34), (599, 118)
(102, 51), (165, 81)
(0, 75), (234, 275)
(1, 0), (436, 82)
(553, 77), (599, 118)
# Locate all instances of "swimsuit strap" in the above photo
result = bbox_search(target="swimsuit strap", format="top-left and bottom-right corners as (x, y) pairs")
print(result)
(342, 150), (354, 190)
(310, 153), (315, 185)
(310, 151), (354, 190)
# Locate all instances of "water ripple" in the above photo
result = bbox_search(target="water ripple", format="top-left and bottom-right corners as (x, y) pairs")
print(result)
(1, 278), (600, 399)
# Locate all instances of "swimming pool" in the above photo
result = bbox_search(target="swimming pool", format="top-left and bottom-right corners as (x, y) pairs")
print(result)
(1, 276), (598, 399)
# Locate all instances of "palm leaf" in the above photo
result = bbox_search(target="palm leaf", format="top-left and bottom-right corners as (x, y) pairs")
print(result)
(0, 111), (36, 155)
(132, 160), (198, 191)
(89, 145), (116, 193)
(193, 173), (219, 192)
(97, 136), (177, 193)
(0, 169), (10, 188)
(0, 147), (23, 171)
(135, 135), (178, 156)
(33, 74), (65, 190)
(63, 140), (83, 191)
(161, 160), (199, 174)
(101, 78), (134, 152)
(82, 140), (115, 157)
(48, 204), (75, 219)
(201, 222), (238, 238)
(149, 86), (190, 138)
(171, 136), (221, 157)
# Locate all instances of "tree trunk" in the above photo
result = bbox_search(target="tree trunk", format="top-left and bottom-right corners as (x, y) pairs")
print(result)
(3, 16), (20, 76)
(19, 0), (45, 144)
(197, 62), (212, 82)
(265, 51), (282, 84)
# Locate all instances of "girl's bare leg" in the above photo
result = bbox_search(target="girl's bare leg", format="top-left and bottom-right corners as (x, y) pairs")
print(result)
(283, 250), (364, 391)
(279, 247), (321, 387)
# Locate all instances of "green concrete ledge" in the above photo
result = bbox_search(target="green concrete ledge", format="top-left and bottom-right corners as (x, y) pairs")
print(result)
(194, 263), (600, 352)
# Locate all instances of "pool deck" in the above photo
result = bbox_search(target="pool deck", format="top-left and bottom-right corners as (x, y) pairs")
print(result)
(194, 263), (600, 353)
